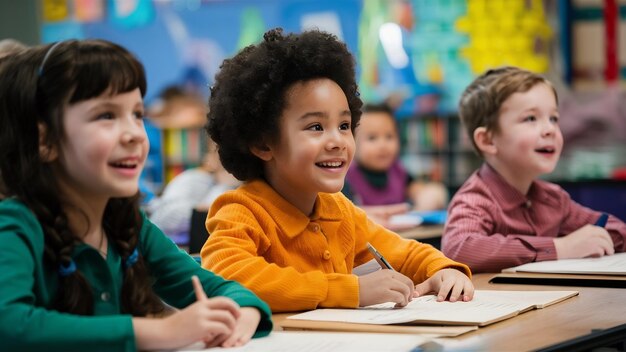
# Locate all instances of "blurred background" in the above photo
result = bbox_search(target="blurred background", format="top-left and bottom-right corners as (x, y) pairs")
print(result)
(2, 0), (625, 219)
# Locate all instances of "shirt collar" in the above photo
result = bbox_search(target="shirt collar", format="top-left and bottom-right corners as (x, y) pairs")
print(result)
(242, 180), (343, 238)
(479, 163), (543, 211)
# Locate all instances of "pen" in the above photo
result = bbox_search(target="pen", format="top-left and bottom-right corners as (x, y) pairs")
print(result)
(594, 213), (608, 228)
(366, 242), (395, 271)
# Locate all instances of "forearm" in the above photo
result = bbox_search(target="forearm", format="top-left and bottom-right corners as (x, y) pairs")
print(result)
(133, 317), (175, 351)
(443, 229), (557, 272)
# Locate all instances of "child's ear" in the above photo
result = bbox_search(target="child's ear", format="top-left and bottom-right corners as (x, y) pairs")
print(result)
(38, 123), (58, 162)
(473, 127), (497, 155)
(250, 143), (273, 161)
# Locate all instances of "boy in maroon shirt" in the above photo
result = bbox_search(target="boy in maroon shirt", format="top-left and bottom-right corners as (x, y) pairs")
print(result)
(442, 66), (626, 273)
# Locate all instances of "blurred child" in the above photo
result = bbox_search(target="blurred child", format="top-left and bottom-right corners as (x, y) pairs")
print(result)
(0, 39), (27, 198)
(442, 66), (626, 273)
(0, 40), (271, 351)
(343, 103), (448, 229)
(149, 139), (240, 242)
(0, 38), (27, 59)
(202, 28), (473, 313)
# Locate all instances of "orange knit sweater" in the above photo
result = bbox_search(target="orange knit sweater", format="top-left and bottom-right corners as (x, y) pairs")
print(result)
(202, 180), (470, 313)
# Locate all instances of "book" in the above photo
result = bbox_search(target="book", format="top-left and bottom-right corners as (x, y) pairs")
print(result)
(282, 290), (578, 328)
(281, 320), (477, 337)
(177, 331), (431, 352)
(503, 252), (626, 276)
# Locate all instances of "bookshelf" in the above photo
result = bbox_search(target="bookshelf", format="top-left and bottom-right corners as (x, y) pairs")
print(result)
(161, 127), (209, 183)
(398, 114), (480, 188)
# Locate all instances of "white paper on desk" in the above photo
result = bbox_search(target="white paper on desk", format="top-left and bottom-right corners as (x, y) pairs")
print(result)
(352, 259), (382, 276)
(389, 214), (423, 228)
(287, 290), (577, 326)
(176, 331), (430, 352)
(503, 252), (626, 275)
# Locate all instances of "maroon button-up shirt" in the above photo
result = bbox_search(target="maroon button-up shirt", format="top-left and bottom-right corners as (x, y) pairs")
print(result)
(442, 163), (626, 273)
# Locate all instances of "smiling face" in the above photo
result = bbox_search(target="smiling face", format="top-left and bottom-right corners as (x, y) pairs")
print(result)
(355, 110), (399, 171)
(486, 82), (563, 189)
(257, 78), (355, 215)
(50, 88), (148, 207)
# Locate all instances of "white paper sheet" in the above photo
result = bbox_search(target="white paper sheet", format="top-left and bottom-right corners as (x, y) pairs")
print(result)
(176, 331), (429, 352)
(503, 252), (626, 275)
(287, 290), (577, 326)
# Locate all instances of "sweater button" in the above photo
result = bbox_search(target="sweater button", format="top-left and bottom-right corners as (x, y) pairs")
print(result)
(322, 250), (331, 260)
(100, 292), (111, 302)
(309, 223), (320, 232)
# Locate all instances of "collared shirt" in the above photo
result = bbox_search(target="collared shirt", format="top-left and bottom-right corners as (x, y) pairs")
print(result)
(442, 163), (626, 273)
(202, 179), (470, 313)
(0, 199), (272, 352)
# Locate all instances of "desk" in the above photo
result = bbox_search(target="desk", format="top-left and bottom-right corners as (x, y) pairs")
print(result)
(272, 273), (626, 351)
(434, 274), (626, 351)
(396, 224), (443, 249)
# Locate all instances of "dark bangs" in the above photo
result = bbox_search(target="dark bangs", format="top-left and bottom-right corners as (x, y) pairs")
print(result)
(68, 41), (146, 103)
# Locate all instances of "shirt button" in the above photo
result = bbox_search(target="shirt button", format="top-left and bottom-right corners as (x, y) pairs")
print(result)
(309, 223), (320, 232)
(323, 250), (331, 260)
(100, 292), (111, 302)
(524, 200), (532, 208)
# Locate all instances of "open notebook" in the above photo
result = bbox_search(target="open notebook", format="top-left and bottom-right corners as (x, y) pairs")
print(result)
(502, 252), (626, 275)
(281, 290), (578, 332)
(177, 331), (431, 352)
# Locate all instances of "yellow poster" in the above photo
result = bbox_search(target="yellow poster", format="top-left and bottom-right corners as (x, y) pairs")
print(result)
(43, 0), (69, 22)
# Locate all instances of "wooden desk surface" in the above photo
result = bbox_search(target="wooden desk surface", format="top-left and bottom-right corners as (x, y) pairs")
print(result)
(434, 273), (626, 351)
(396, 224), (444, 240)
(272, 273), (626, 351)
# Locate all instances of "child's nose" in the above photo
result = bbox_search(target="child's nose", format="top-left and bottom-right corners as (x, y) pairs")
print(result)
(326, 129), (346, 150)
(121, 120), (146, 144)
(542, 121), (557, 136)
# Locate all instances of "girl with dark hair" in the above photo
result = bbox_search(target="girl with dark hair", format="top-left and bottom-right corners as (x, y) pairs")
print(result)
(0, 39), (271, 351)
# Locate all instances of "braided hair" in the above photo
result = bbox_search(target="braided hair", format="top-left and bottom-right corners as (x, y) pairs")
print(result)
(0, 40), (164, 316)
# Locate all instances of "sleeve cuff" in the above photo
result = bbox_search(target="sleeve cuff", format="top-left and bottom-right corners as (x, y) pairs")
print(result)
(320, 274), (359, 308)
(534, 237), (558, 262)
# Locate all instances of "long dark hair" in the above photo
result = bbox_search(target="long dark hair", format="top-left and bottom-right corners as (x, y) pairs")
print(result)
(0, 39), (164, 316)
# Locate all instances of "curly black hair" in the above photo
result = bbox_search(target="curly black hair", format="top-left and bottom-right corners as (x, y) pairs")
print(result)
(207, 27), (363, 181)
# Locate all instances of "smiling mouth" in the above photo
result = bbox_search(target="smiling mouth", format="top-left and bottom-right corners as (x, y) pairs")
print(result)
(535, 147), (555, 154)
(316, 161), (345, 168)
(110, 161), (138, 169)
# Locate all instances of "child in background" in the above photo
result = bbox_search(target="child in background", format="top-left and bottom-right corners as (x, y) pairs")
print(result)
(343, 102), (449, 229)
(149, 139), (240, 243)
(442, 66), (626, 273)
(0, 40), (271, 351)
(202, 28), (473, 313)
(0, 39), (28, 199)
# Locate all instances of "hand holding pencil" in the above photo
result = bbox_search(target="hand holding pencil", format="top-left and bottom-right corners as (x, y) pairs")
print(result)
(555, 213), (614, 259)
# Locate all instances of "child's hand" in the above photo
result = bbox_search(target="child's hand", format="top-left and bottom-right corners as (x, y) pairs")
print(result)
(362, 203), (413, 231)
(414, 269), (474, 302)
(412, 182), (448, 211)
(154, 295), (240, 349)
(358, 269), (414, 307)
(554, 224), (614, 259)
(220, 307), (261, 348)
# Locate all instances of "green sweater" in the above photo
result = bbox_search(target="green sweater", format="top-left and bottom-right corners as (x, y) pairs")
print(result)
(0, 199), (272, 352)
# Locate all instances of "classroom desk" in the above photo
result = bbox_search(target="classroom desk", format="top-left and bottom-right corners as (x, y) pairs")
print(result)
(396, 224), (444, 249)
(433, 274), (626, 351)
(272, 273), (626, 351)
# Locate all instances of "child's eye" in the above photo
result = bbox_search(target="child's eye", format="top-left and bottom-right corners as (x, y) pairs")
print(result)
(134, 110), (145, 119)
(307, 124), (323, 131)
(96, 112), (114, 120)
(550, 115), (559, 123)
(523, 115), (536, 122)
(339, 122), (351, 130)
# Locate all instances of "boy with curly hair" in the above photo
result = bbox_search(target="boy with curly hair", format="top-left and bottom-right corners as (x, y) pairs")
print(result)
(442, 66), (626, 273)
(201, 28), (473, 312)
